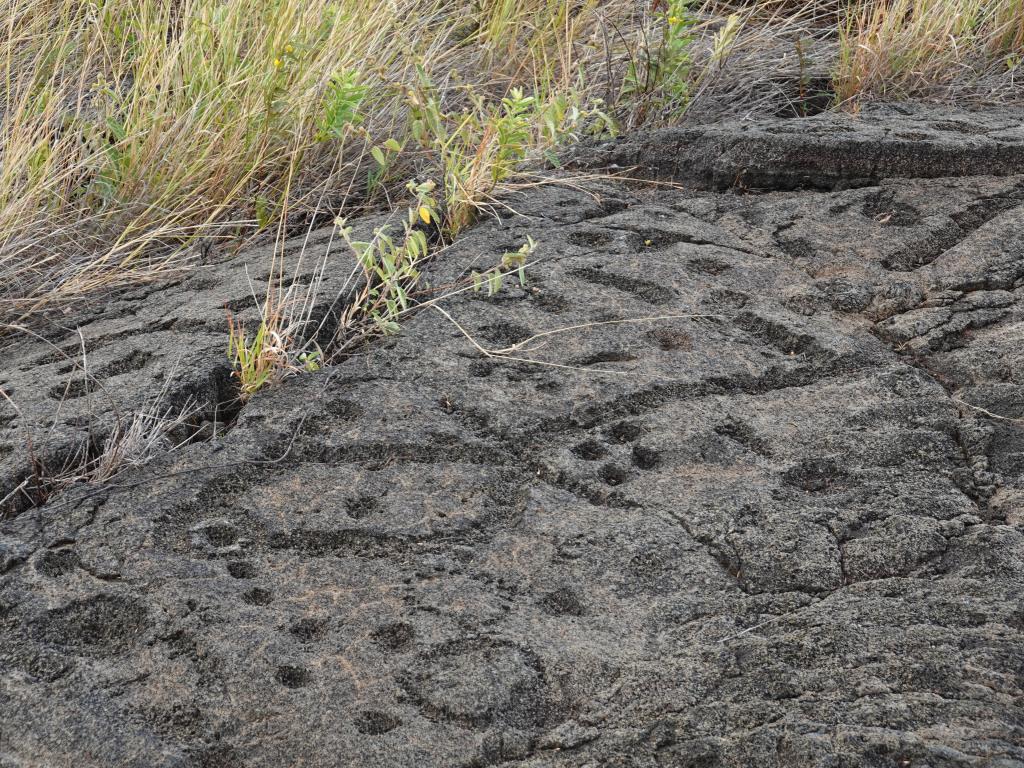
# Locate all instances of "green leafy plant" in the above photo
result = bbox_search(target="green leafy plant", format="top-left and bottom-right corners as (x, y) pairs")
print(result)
(472, 236), (538, 295)
(318, 68), (370, 140)
(298, 349), (322, 373)
(407, 69), (598, 235)
(368, 138), (404, 197)
(334, 179), (438, 339)
(622, 0), (697, 121)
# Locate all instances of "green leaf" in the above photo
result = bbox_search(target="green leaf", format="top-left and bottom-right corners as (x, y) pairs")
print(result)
(105, 117), (127, 142)
(255, 196), (272, 229)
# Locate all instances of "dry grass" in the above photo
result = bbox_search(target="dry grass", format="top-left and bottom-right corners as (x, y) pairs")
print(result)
(0, 0), (641, 326)
(694, 0), (1024, 110)
(1, 0), (1021, 334)
(834, 0), (1024, 103)
(0, 379), (200, 513)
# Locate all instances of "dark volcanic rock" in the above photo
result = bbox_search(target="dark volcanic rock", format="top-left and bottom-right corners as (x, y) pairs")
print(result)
(566, 104), (1024, 192)
(0, 223), (371, 519)
(2, 107), (1024, 767)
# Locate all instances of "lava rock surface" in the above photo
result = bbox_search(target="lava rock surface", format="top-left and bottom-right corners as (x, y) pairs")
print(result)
(2, 106), (1024, 767)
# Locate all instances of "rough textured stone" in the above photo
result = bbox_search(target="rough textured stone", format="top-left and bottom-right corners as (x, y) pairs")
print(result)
(0, 223), (371, 517)
(1, 106), (1024, 767)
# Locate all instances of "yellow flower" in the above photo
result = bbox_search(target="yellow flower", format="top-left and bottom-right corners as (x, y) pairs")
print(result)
(668, 15), (681, 24)
(285, 44), (294, 54)
(418, 206), (431, 225)
(273, 57), (283, 69)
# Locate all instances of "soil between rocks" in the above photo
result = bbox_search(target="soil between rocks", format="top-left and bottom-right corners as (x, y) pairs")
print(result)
(2, 105), (1024, 767)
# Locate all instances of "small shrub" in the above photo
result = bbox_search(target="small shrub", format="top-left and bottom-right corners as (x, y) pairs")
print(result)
(621, 0), (698, 123)
(333, 180), (439, 344)
(408, 69), (603, 235)
(318, 69), (370, 141)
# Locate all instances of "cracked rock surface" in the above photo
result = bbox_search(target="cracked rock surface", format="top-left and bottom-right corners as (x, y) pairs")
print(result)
(2, 106), (1024, 767)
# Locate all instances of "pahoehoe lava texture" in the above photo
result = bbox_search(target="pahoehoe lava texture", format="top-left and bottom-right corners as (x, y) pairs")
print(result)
(3, 107), (1024, 767)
